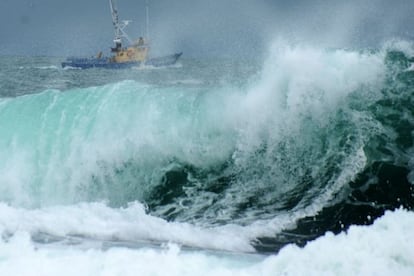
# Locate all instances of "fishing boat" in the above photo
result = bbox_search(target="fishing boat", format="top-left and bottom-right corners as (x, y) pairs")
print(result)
(62, 0), (182, 69)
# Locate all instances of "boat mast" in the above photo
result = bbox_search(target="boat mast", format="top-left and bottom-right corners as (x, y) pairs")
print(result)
(109, 0), (132, 47)
(145, 0), (150, 41)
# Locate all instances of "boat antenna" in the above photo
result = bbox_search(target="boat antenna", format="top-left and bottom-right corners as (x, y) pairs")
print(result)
(109, 0), (133, 45)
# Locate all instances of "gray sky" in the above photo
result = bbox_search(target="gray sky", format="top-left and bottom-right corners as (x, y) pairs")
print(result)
(1, 0), (413, 58)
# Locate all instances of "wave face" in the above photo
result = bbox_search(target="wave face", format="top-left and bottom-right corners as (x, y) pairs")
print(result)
(0, 40), (414, 253)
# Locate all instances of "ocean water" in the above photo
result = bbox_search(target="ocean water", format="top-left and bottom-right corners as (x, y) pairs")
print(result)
(0, 39), (414, 275)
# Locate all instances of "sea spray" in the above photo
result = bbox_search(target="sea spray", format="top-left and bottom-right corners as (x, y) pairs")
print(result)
(0, 208), (413, 275)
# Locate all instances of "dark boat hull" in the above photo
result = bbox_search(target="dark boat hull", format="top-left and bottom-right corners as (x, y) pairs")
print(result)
(62, 53), (182, 69)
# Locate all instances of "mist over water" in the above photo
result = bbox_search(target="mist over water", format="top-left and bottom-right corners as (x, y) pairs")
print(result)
(1, 0), (414, 57)
(1, 0), (414, 274)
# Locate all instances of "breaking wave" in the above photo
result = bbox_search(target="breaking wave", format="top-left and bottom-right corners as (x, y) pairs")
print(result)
(0, 40), (413, 252)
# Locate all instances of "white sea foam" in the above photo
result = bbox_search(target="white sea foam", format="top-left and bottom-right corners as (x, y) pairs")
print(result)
(0, 208), (413, 275)
(0, 202), (253, 253)
(132, 62), (183, 70)
(383, 39), (414, 57)
(262, 208), (414, 275)
(167, 79), (204, 85)
(36, 65), (59, 70)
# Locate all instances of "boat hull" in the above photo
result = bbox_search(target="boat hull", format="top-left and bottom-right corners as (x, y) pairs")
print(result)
(62, 53), (182, 69)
